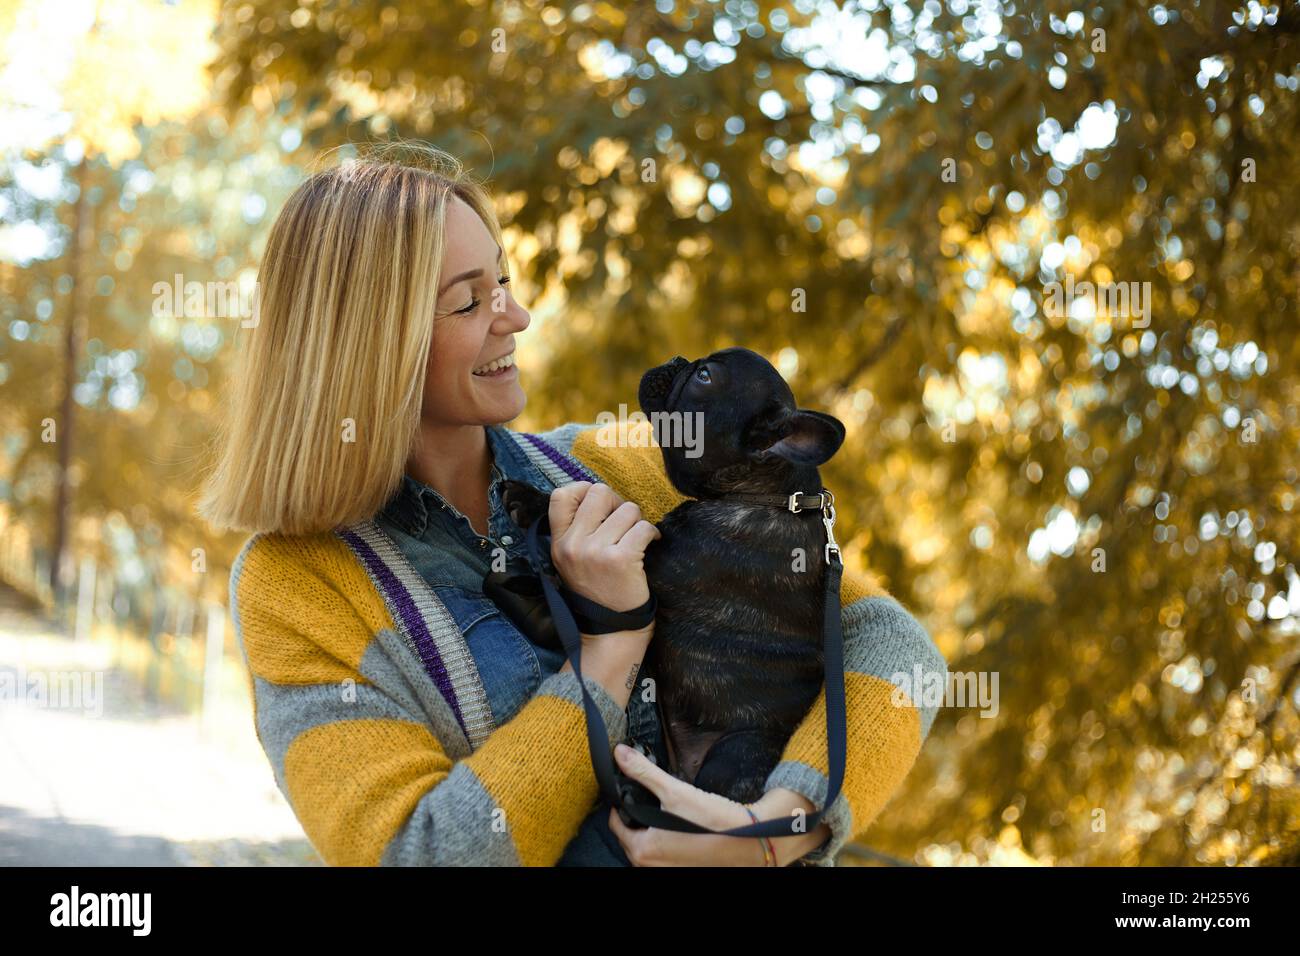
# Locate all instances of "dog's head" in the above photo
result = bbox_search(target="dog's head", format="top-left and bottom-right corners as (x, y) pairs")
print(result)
(637, 347), (845, 499)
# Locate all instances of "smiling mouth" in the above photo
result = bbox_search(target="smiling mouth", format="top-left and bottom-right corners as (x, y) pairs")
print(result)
(472, 351), (516, 376)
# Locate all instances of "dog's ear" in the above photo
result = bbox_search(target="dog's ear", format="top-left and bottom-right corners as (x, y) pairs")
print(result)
(748, 408), (845, 466)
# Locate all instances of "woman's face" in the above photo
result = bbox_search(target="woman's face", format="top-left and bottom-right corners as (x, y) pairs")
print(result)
(421, 194), (530, 427)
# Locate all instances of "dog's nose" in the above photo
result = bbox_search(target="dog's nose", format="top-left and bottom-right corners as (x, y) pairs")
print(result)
(639, 356), (692, 413)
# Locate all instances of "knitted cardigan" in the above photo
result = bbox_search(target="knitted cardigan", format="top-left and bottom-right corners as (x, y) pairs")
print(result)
(229, 420), (946, 866)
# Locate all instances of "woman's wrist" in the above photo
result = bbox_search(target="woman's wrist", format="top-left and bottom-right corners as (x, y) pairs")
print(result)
(560, 625), (651, 709)
(750, 787), (834, 866)
(580, 620), (654, 647)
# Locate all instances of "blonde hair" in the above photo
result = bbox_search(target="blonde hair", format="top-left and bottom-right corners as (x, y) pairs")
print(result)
(199, 142), (505, 535)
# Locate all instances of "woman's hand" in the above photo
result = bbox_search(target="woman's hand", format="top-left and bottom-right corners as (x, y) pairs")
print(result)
(606, 744), (833, 866)
(548, 481), (661, 612)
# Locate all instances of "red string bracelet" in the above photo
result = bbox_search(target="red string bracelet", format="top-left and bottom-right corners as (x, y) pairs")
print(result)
(742, 805), (778, 866)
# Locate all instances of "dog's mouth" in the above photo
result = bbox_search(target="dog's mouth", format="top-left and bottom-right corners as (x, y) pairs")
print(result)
(638, 356), (693, 415)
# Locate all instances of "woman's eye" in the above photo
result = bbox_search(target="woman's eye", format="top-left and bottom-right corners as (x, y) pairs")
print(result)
(451, 276), (508, 315)
(695, 366), (712, 384)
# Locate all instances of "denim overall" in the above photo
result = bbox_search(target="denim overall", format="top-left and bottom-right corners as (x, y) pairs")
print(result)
(373, 424), (666, 866)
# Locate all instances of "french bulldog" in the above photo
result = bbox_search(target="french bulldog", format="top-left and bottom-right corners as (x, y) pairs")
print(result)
(497, 347), (845, 805)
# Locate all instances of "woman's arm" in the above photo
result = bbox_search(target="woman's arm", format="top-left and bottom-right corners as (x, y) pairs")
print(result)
(554, 421), (947, 864)
(230, 531), (630, 866)
(762, 591), (945, 864)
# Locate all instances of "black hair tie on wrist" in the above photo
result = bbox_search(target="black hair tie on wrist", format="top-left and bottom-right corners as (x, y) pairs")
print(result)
(557, 584), (656, 635)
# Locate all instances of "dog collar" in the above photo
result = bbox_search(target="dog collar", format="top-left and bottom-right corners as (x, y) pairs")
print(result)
(726, 488), (830, 513)
(725, 488), (841, 564)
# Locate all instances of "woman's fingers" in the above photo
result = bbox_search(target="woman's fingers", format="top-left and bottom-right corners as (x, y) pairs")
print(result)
(609, 809), (766, 867)
(565, 482), (623, 539)
(610, 745), (765, 866)
(546, 482), (659, 611)
(589, 500), (645, 547)
(547, 481), (592, 538)
(614, 742), (687, 803)
(550, 482), (660, 549)
(617, 519), (662, 553)
(614, 744), (738, 828)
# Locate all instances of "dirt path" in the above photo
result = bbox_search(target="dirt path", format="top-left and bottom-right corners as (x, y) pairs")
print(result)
(0, 582), (320, 866)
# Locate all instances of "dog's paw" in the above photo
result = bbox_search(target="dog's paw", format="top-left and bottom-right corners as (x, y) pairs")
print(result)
(501, 479), (551, 530)
(616, 774), (660, 830)
(629, 737), (658, 766)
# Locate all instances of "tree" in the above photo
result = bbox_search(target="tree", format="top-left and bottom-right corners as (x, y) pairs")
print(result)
(0, 0), (215, 602)
(7, 0), (1292, 863)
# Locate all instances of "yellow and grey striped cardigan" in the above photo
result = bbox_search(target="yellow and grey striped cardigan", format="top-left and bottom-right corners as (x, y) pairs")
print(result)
(229, 420), (946, 866)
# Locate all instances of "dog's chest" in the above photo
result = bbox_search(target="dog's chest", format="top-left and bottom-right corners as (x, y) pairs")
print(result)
(643, 501), (828, 637)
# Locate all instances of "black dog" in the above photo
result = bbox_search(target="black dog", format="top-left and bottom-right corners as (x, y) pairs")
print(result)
(497, 347), (845, 804)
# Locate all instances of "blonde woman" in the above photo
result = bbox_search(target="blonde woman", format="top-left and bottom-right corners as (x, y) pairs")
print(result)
(200, 143), (946, 867)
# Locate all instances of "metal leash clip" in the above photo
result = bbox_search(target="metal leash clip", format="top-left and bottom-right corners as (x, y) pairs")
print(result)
(821, 489), (840, 565)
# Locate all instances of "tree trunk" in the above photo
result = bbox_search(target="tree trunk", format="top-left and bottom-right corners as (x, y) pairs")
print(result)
(51, 156), (91, 606)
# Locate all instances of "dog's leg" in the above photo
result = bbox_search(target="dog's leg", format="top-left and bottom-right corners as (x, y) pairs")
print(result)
(691, 729), (786, 805)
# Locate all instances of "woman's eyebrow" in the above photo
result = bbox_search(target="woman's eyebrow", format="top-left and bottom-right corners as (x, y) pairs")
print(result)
(438, 242), (504, 297)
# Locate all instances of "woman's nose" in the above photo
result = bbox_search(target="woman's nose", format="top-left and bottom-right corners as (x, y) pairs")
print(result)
(497, 296), (530, 331)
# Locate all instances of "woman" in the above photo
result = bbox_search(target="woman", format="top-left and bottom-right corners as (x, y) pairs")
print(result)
(199, 142), (946, 866)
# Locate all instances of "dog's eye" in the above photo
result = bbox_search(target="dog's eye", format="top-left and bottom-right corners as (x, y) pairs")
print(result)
(695, 366), (712, 384)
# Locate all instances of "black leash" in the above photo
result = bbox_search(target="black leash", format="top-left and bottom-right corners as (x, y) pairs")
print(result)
(524, 488), (847, 838)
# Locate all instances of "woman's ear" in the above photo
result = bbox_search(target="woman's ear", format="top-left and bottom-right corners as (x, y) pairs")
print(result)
(748, 409), (846, 466)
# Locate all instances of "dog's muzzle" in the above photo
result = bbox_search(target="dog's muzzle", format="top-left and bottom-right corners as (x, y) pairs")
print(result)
(638, 356), (691, 414)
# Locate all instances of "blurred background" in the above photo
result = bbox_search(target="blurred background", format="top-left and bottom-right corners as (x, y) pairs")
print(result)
(0, 0), (1297, 866)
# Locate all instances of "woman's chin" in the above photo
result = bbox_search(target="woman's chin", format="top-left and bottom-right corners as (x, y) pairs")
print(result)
(488, 385), (526, 418)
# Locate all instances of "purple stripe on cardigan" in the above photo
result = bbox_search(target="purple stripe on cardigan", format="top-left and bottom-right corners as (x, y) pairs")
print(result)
(336, 527), (467, 737)
(520, 432), (599, 483)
